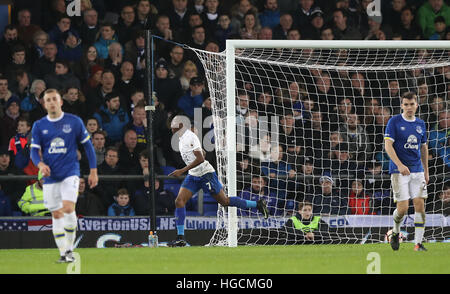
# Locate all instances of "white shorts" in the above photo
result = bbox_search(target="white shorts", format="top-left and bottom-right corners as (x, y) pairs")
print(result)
(43, 176), (80, 212)
(391, 172), (428, 203)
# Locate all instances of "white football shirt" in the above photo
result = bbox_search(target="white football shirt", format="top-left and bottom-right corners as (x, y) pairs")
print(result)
(179, 129), (215, 177)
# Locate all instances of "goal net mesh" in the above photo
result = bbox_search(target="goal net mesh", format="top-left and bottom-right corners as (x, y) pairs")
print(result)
(192, 45), (450, 246)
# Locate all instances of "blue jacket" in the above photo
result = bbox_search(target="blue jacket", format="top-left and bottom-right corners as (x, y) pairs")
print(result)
(259, 9), (280, 29)
(20, 94), (40, 112)
(107, 202), (135, 216)
(48, 26), (79, 46)
(429, 125), (449, 153)
(0, 190), (13, 216)
(94, 105), (130, 144)
(94, 36), (120, 59)
(57, 42), (83, 62)
(177, 90), (204, 119)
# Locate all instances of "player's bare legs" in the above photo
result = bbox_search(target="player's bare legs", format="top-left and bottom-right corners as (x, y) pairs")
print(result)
(391, 200), (408, 251)
(412, 197), (427, 251)
(175, 187), (194, 208)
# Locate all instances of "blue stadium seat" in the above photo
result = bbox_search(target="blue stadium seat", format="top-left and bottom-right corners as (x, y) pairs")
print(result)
(161, 166), (178, 184)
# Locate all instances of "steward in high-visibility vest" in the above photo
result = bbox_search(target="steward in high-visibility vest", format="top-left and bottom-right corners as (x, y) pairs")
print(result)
(18, 179), (50, 216)
(289, 215), (321, 233)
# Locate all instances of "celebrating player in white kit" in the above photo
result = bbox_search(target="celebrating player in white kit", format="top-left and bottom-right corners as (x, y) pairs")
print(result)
(384, 92), (429, 251)
(30, 89), (98, 262)
(167, 115), (269, 246)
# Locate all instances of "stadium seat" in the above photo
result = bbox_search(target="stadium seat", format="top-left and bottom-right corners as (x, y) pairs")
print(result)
(165, 183), (181, 196)
(161, 166), (179, 184)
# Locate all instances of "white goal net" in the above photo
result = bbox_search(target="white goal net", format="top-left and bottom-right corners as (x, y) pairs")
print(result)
(192, 40), (450, 246)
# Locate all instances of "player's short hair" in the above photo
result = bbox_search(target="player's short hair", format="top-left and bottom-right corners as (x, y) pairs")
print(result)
(401, 91), (417, 103)
(43, 88), (62, 99)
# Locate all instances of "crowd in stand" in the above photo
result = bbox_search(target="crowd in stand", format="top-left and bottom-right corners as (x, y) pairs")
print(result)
(0, 0), (449, 218)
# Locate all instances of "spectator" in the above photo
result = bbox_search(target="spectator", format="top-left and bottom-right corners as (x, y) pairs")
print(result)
(115, 61), (137, 106)
(94, 22), (119, 60)
(313, 171), (348, 215)
(96, 146), (124, 208)
(153, 14), (174, 60)
(118, 129), (142, 173)
(297, 156), (317, 203)
(279, 111), (304, 166)
(28, 91), (47, 125)
(347, 179), (374, 215)
(134, 177), (176, 216)
(189, 25), (207, 50)
(177, 76), (205, 119)
(332, 8), (362, 40)
(215, 14), (235, 51)
(83, 64), (104, 94)
(179, 60), (199, 92)
(8, 117), (38, 179)
(16, 9), (42, 47)
(124, 101), (147, 149)
(394, 6), (423, 40)
(417, 0), (450, 39)
(293, 0), (319, 29)
(154, 58), (184, 114)
(86, 69), (116, 116)
(261, 144), (296, 196)
(85, 117), (100, 137)
(124, 30), (146, 72)
(338, 112), (372, 162)
(48, 15), (79, 47)
(57, 31), (83, 63)
(1, 97), (22, 145)
(320, 25), (335, 40)
(32, 42), (58, 79)
(239, 175), (281, 216)
(104, 42), (124, 76)
(78, 8), (99, 46)
(0, 188), (13, 216)
(28, 30), (49, 66)
(167, 45), (186, 79)
(62, 87), (87, 119)
(0, 145), (26, 210)
(249, 134), (272, 163)
(10, 69), (33, 101)
(429, 15), (448, 39)
(166, 0), (194, 38)
(362, 14), (391, 40)
(259, 0), (280, 30)
(287, 28), (301, 40)
(75, 177), (105, 216)
(21, 80), (46, 113)
(272, 13), (293, 40)
(0, 75), (16, 120)
(44, 59), (81, 92)
(4, 44), (31, 80)
(200, 0), (220, 37)
(107, 188), (136, 216)
(92, 130), (107, 166)
(0, 25), (20, 68)
(17, 178), (51, 216)
(302, 8), (324, 39)
(116, 5), (137, 46)
(134, 0), (158, 31)
(434, 182), (450, 216)
(73, 46), (105, 86)
(230, 0), (258, 34)
(240, 12), (260, 40)
(94, 92), (130, 145)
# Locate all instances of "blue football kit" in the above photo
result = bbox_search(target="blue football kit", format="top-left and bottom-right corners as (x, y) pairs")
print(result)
(30, 113), (96, 184)
(384, 114), (427, 174)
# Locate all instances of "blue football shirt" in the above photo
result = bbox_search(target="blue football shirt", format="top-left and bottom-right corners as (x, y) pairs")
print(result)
(384, 114), (427, 174)
(31, 113), (91, 184)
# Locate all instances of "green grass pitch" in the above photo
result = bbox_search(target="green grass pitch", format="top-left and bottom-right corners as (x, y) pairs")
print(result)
(0, 243), (448, 274)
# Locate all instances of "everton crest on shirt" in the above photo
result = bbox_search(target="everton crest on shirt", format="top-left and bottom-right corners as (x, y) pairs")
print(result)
(384, 114), (427, 174)
(31, 113), (90, 184)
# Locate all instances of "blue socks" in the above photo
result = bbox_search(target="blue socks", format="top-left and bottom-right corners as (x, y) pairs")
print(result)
(175, 207), (186, 236)
(229, 197), (256, 209)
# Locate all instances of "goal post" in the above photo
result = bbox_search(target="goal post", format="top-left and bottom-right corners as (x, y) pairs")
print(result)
(192, 40), (450, 247)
